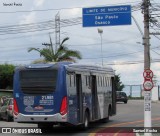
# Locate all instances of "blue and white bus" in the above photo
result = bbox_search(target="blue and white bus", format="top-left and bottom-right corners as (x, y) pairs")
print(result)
(13, 62), (116, 129)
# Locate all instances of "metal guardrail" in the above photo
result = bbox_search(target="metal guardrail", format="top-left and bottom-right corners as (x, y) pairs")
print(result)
(0, 89), (13, 92)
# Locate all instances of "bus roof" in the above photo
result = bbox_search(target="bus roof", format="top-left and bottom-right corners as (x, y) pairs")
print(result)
(66, 63), (115, 75)
(15, 62), (72, 70)
(15, 62), (114, 75)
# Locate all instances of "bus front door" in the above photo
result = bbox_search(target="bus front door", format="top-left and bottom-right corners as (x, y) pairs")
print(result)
(76, 74), (83, 123)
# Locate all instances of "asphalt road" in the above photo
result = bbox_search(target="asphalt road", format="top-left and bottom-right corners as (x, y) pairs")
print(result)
(0, 100), (160, 136)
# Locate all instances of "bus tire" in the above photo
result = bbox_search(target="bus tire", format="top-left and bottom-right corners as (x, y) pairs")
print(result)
(81, 112), (89, 130)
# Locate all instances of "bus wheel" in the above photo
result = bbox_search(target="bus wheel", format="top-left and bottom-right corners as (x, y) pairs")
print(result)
(81, 112), (89, 129)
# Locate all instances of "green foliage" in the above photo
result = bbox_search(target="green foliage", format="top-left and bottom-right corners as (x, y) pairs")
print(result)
(128, 96), (144, 100)
(0, 64), (15, 89)
(115, 74), (124, 91)
(28, 37), (82, 63)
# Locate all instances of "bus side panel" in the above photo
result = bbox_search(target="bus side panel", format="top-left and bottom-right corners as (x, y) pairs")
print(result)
(66, 72), (79, 125)
(13, 70), (21, 113)
(94, 76), (113, 120)
(81, 74), (92, 123)
(103, 88), (110, 118)
(13, 70), (20, 98)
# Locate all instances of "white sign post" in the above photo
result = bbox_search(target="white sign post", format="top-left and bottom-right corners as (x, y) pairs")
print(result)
(144, 91), (152, 136)
(143, 69), (153, 136)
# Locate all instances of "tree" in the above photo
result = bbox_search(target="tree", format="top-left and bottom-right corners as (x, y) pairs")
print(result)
(115, 74), (124, 91)
(28, 36), (82, 63)
(0, 64), (15, 89)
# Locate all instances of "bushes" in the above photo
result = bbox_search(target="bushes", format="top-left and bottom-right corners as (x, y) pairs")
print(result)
(0, 64), (15, 89)
(128, 96), (144, 100)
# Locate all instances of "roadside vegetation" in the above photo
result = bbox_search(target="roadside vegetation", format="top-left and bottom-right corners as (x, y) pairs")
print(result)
(128, 96), (144, 100)
(0, 64), (15, 89)
(28, 36), (82, 63)
(115, 74), (124, 91)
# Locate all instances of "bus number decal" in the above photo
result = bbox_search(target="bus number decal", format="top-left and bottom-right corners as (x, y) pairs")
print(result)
(40, 96), (54, 105)
(42, 96), (53, 100)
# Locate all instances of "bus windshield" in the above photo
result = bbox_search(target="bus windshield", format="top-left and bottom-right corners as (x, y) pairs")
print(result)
(19, 69), (57, 94)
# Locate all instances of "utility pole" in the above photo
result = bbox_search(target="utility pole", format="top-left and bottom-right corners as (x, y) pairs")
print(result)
(42, 33), (54, 54)
(143, 0), (150, 69)
(130, 85), (132, 98)
(55, 12), (60, 52)
(142, 0), (152, 136)
(97, 28), (103, 66)
(42, 43), (51, 49)
(42, 33), (54, 53)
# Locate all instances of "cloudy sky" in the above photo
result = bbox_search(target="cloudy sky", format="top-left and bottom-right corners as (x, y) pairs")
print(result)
(0, 0), (160, 86)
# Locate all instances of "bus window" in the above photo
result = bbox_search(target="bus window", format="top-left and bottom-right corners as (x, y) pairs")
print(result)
(20, 69), (57, 94)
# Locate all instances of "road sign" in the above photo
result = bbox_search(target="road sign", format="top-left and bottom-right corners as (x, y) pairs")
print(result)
(143, 80), (154, 91)
(143, 69), (153, 79)
(82, 5), (131, 27)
